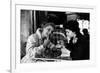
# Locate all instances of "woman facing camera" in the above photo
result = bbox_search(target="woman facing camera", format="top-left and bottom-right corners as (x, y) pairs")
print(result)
(21, 22), (55, 63)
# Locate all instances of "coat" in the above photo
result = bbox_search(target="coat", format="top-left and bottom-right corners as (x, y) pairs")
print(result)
(21, 28), (45, 63)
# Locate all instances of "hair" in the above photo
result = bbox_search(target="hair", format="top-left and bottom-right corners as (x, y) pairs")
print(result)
(65, 20), (82, 38)
(65, 20), (80, 33)
(83, 29), (88, 35)
(41, 22), (55, 29)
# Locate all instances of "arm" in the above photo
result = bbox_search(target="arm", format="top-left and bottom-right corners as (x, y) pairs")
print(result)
(26, 34), (45, 58)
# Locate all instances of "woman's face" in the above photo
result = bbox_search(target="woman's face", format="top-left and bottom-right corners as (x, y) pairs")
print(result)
(42, 25), (54, 38)
(65, 29), (75, 38)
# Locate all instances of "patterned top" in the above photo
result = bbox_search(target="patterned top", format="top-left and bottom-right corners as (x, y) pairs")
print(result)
(21, 28), (45, 63)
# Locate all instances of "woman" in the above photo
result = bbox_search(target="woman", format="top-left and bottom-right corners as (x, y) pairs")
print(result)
(65, 20), (84, 60)
(21, 22), (55, 63)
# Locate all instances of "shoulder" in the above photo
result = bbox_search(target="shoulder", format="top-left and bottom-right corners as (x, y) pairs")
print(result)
(27, 28), (42, 43)
(27, 33), (39, 43)
(29, 33), (39, 39)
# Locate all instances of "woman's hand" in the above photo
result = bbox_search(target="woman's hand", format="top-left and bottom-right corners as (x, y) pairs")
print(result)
(49, 44), (55, 49)
(43, 38), (50, 48)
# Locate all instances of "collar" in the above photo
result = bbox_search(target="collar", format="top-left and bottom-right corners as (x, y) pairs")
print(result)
(36, 28), (42, 39)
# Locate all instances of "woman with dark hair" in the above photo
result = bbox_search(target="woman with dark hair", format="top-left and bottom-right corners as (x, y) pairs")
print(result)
(21, 22), (55, 63)
(65, 20), (85, 60)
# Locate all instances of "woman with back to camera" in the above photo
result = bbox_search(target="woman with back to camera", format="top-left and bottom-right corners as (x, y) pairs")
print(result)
(21, 22), (55, 63)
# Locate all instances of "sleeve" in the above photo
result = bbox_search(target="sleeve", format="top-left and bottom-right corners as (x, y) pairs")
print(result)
(26, 34), (45, 58)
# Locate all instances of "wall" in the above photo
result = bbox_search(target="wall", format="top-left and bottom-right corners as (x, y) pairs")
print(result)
(0, 0), (100, 73)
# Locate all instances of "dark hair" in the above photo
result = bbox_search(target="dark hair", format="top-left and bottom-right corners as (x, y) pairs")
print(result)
(83, 29), (88, 34)
(65, 20), (80, 33)
(41, 22), (55, 29)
